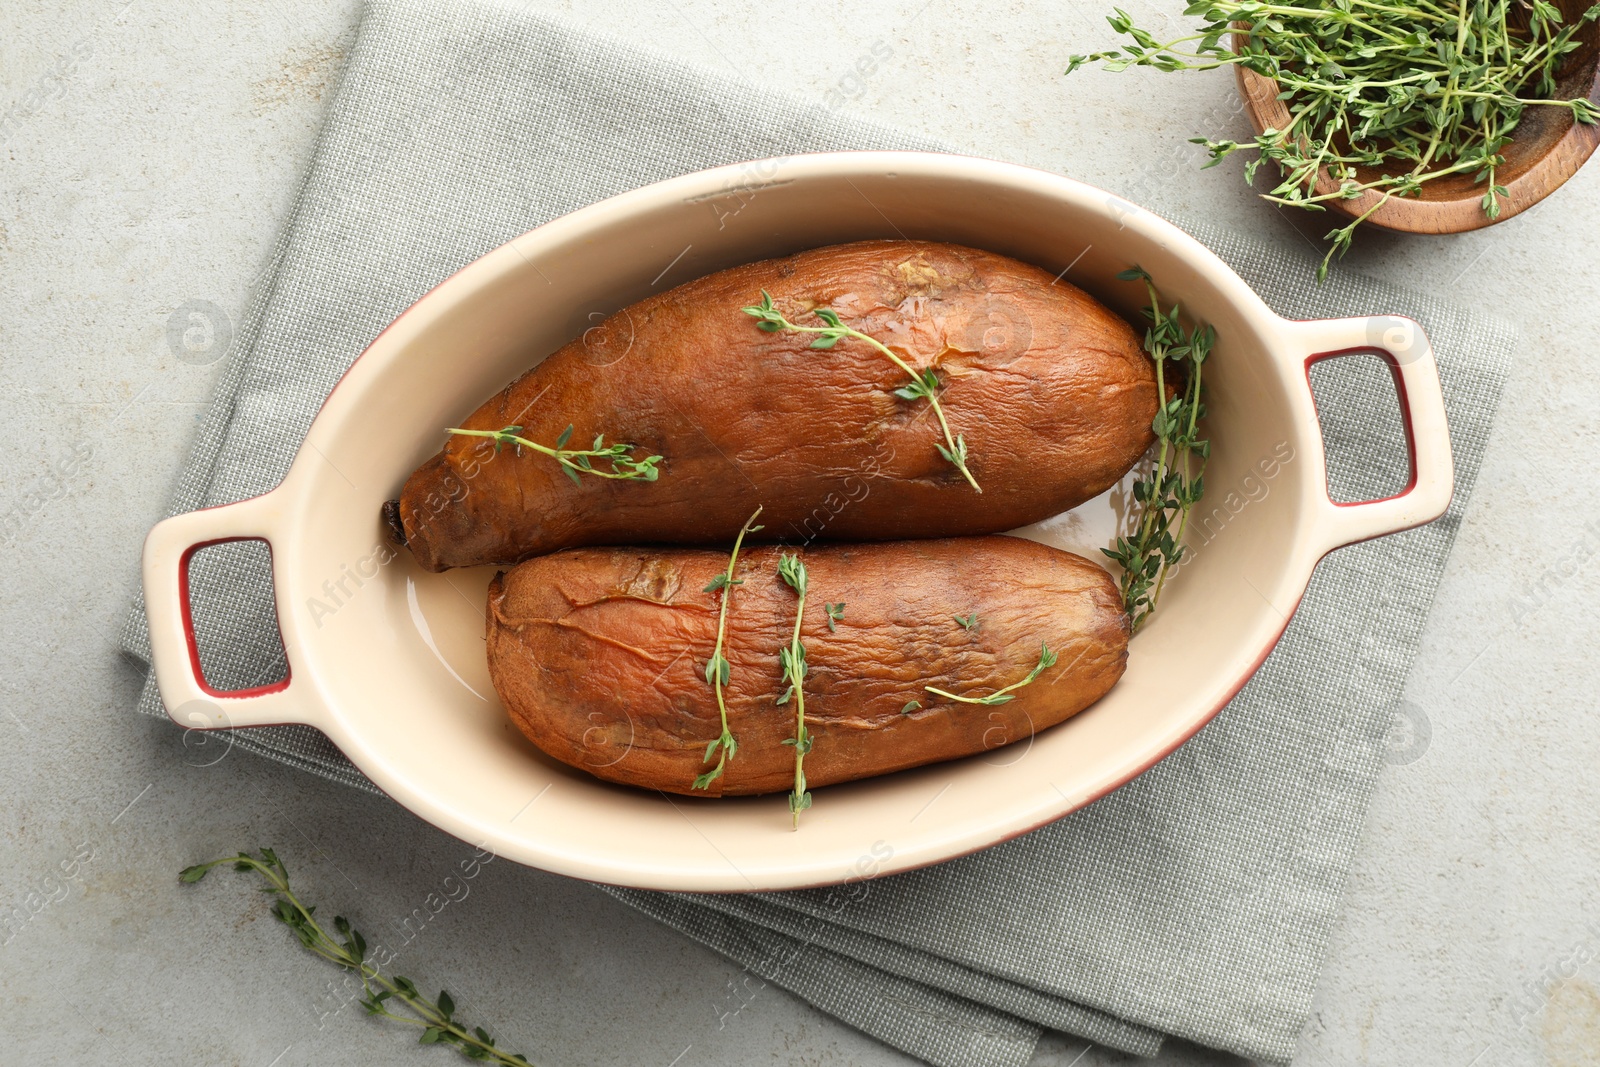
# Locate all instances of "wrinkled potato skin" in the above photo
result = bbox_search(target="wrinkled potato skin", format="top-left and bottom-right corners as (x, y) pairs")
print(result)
(398, 241), (1156, 571)
(487, 536), (1129, 796)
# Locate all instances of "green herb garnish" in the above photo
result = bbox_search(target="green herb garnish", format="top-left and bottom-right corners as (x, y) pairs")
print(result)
(776, 552), (814, 826)
(824, 602), (846, 632)
(953, 612), (980, 631)
(1102, 267), (1212, 631)
(741, 291), (981, 491)
(925, 642), (1058, 706)
(447, 424), (662, 485)
(1069, 1), (1600, 279)
(180, 849), (534, 1065)
(693, 507), (764, 791)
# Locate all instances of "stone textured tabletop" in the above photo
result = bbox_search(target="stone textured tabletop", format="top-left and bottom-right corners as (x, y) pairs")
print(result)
(3, 1), (1597, 1064)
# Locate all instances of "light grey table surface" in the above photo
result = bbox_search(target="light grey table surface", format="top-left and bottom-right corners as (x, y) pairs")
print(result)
(3, 0), (1598, 1065)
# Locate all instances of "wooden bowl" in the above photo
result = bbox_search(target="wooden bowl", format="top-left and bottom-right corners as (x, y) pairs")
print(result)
(1235, 1), (1600, 234)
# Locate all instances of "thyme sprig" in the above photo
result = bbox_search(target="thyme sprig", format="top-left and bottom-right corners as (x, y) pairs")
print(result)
(1069, 0), (1600, 279)
(742, 291), (981, 492)
(925, 642), (1059, 706)
(447, 424), (662, 485)
(776, 552), (814, 826)
(180, 849), (534, 1065)
(824, 602), (846, 632)
(693, 507), (764, 791)
(1101, 267), (1213, 632)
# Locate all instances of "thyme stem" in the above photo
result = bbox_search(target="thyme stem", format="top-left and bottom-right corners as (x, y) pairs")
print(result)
(180, 849), (534, 1065)
(447, 424), (661, 485)
(925, 643), (1058, 706)
(776, 553), (814, 827)
(742, 292), (982, 492)
(1101, 268), (1213, 631)
(693, 507), (764, 791)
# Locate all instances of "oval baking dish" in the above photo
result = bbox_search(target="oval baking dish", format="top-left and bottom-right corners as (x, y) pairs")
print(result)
(141, 152), (1452, 891)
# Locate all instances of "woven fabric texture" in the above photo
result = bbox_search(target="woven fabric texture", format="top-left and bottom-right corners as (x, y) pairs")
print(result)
(119, 1), (1513, 1063)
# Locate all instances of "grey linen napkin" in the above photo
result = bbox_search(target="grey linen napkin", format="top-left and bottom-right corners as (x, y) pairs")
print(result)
(119, 1), (1514, 1064)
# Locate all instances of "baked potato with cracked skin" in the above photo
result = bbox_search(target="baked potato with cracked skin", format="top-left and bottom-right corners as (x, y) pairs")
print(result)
(487, 536), (1129, 796)
(393, 240), (1157, 571)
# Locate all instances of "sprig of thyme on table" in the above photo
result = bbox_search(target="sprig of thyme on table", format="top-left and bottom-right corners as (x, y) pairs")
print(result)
(447, 424), (662, 485)
(1101, 267), (1212, 632)
(1069, 0), (1600, 279)
(180, 849), (533, 1065)
(776, 552), (814, 827)
(693, 507), (764, 791)
(925, 642), (1059, 706)
(741, 291), (981, 492)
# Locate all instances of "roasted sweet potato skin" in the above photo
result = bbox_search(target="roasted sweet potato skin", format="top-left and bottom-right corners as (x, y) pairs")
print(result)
(397, 240), (1156, 571)
(487, 536), (1129, 796)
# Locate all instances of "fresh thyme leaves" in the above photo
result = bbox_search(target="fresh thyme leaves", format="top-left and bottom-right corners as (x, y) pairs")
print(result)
(180, 849), (534, 1066)
(776, 552), (814, 827)
(693, 507), (764, 791)
(1068, 1), (1600, 279)
(824, 602), (846, 632)
(901, 700), (922, 714)
(926, 643), (1059, 706)
(953, 612), (980, 631)
(1101, 267), (1213, 632)
(741, 291), (982, 492)
(447, 424), (662, 485)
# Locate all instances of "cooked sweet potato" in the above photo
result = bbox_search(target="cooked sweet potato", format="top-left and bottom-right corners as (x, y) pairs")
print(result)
(393, 240), (1156, 571)
(487, 536), (1128, 796)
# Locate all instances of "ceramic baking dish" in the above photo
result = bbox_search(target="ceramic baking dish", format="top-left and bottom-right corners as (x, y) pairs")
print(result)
(141, 152), (1452, 891)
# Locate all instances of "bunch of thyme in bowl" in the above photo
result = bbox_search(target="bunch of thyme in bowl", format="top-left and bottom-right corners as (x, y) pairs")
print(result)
(1070, 0), (1600, 279)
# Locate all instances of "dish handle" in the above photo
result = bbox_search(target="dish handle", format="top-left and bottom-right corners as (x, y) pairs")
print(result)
(1280, 315), (1455, 555)
(141, 491), (318, 731)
